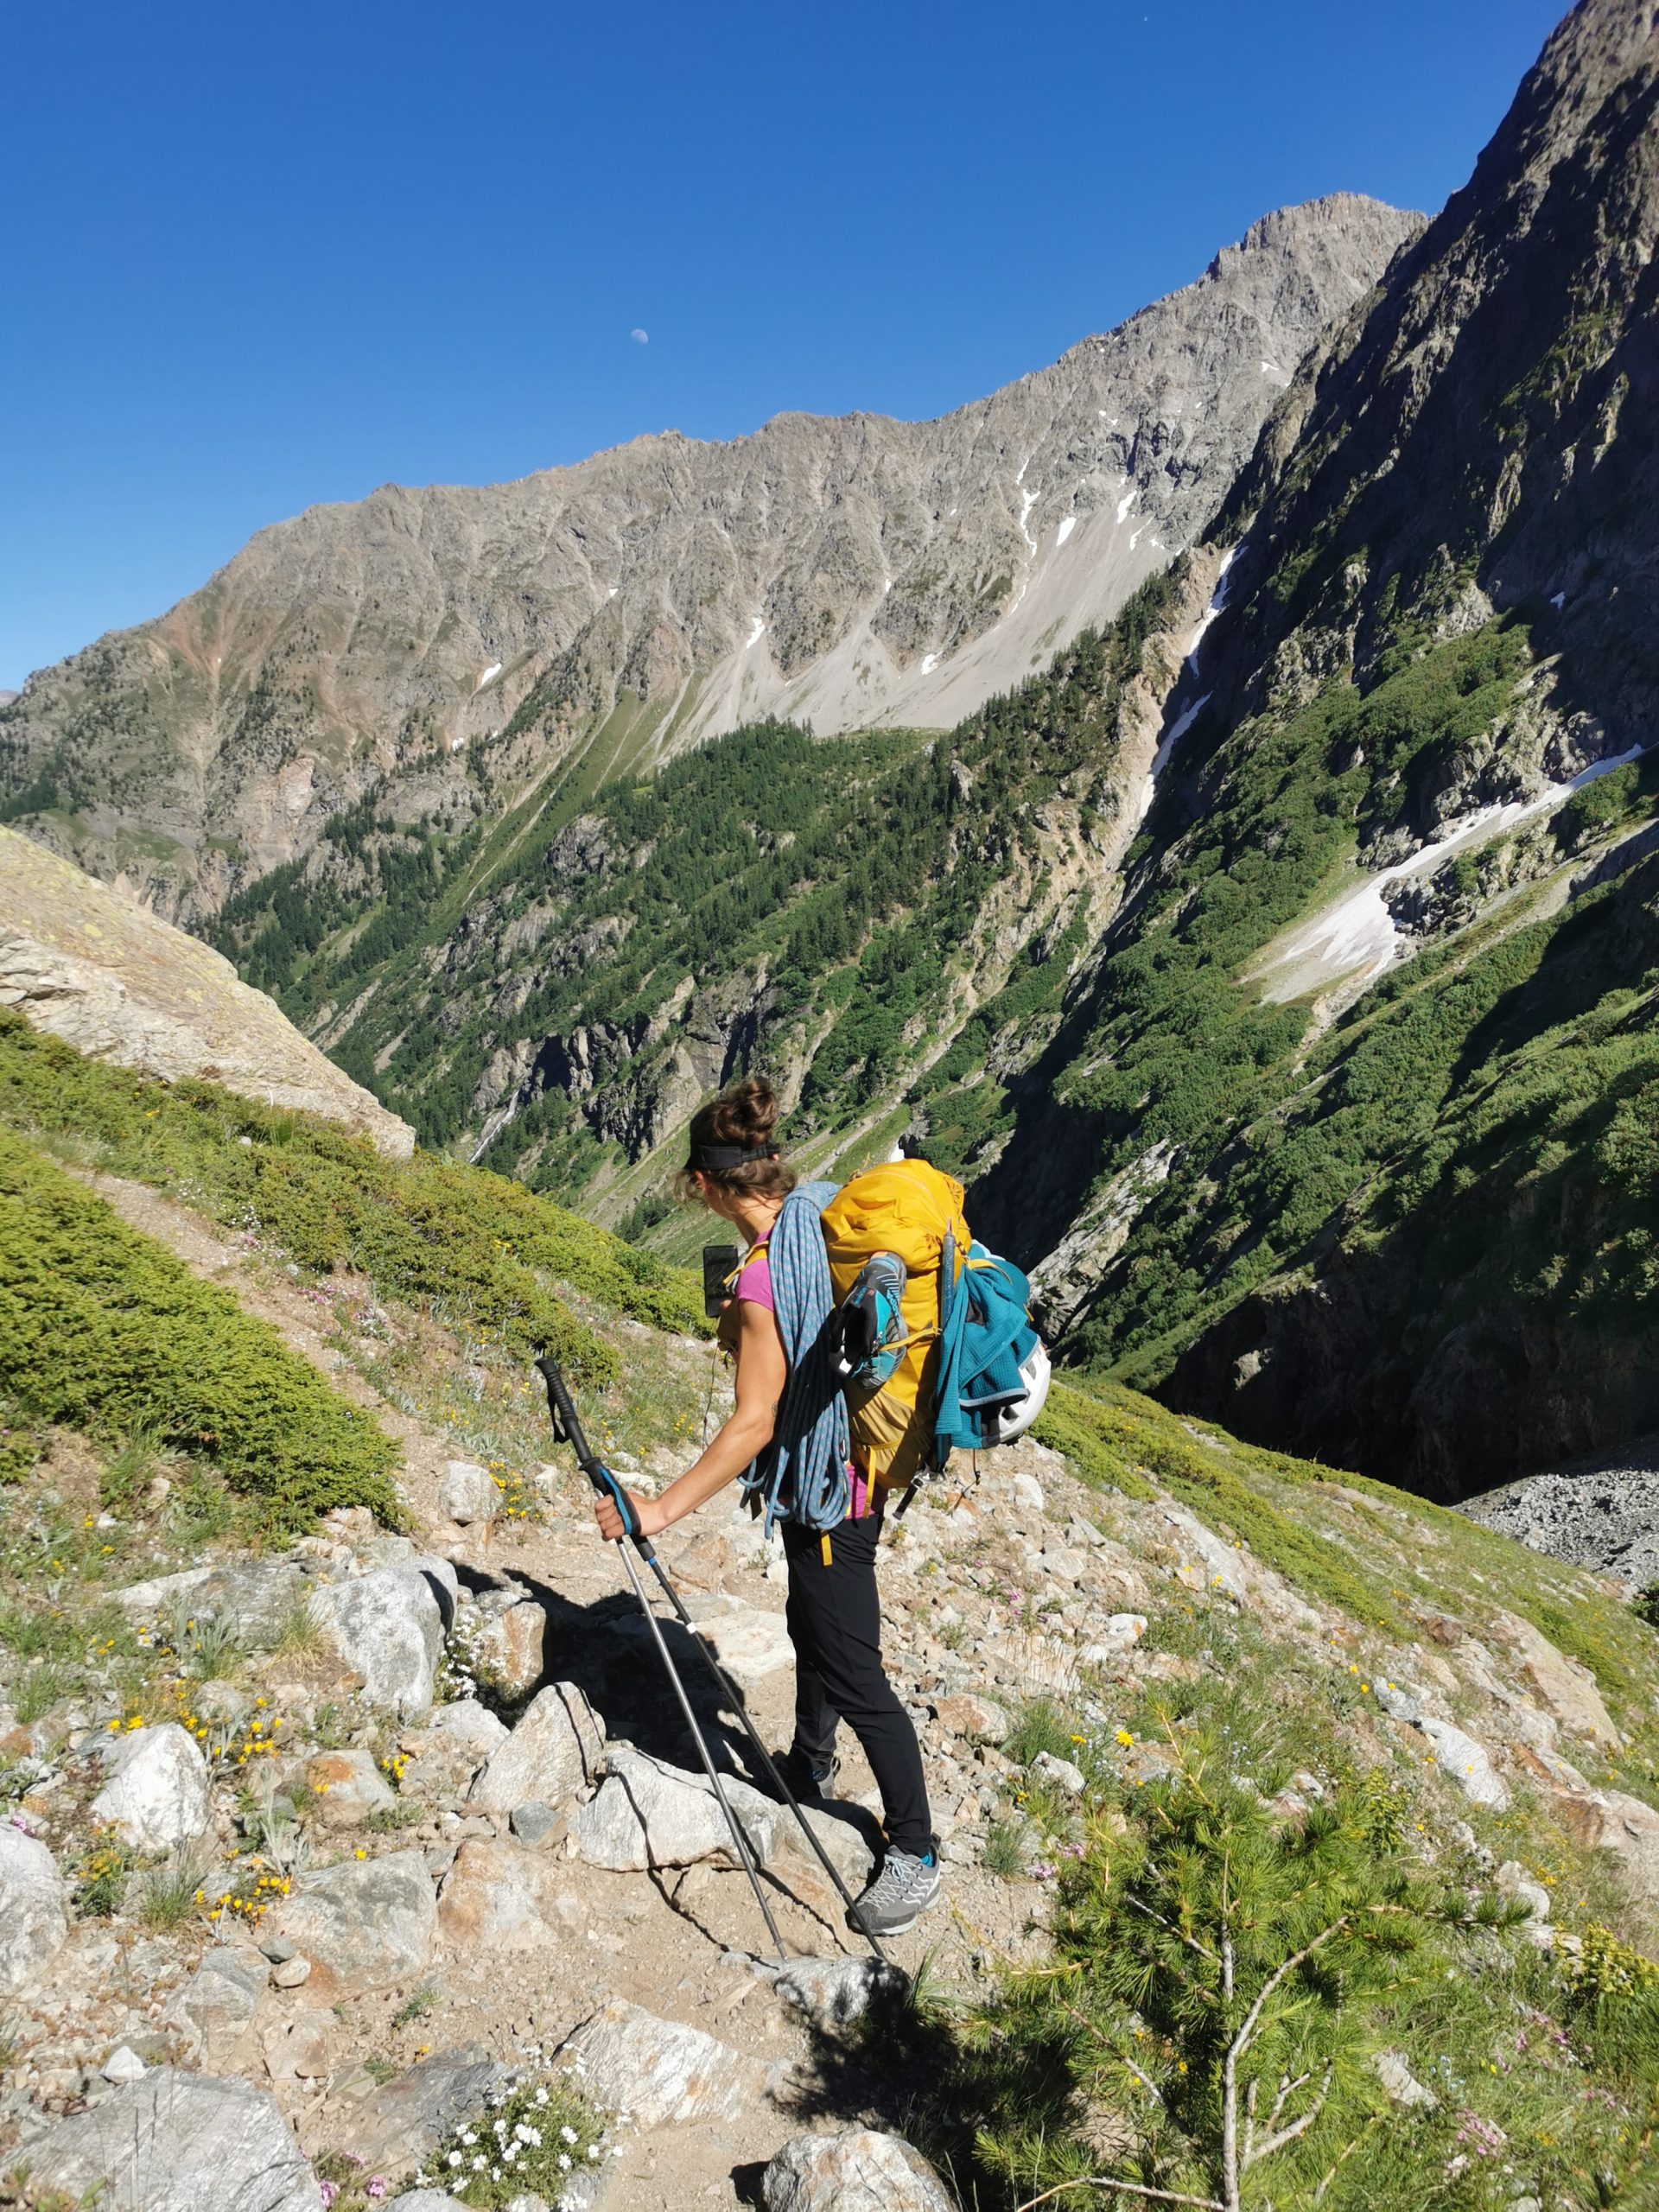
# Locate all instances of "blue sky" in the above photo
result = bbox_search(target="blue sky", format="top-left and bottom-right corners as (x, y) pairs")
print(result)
(2, 0), (1567, 691)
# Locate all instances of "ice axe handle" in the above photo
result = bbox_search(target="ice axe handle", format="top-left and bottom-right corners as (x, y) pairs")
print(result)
(534, 1356), (652, 1556)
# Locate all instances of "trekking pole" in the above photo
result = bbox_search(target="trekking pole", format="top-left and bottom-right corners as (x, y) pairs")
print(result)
(536, 1357), (893, 1968)
(535, 1357), (785, 1954)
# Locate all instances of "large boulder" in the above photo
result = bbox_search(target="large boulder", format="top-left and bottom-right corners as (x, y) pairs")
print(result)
(467, 1681), (604, 1815)
(309, 1567), (445, 1717)
(24, 2066), (321, 2210)
(264, 1849), (435, 1997)
(90, 1722), (213, 1852)
(1488, 1610), (1622, 1750)
(762, 2130), (957, 2212)
(0, 1823), (67, 1996)
(436, 1839), (575, 1950)
(563, 1999), (769, 2126)
(572, 1746), (780, 1872)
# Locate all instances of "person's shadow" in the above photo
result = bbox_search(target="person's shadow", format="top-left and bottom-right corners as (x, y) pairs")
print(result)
(456, 1557), (883, 1869)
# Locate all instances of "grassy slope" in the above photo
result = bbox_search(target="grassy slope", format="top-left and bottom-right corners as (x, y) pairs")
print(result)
(0, 1009), (707, 1530)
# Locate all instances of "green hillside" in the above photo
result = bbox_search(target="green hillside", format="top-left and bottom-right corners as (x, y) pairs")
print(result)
(205, 567), (1190, 1186)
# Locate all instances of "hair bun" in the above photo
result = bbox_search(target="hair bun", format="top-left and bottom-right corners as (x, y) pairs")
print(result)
(717, 1076), (779, 1147)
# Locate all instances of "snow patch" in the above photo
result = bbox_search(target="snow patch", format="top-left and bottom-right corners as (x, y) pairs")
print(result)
(448, 735), (467, 753)
(920, 652), (940, 676)
(882, 575), (893, 594)
(1116, 486), (1138, 524)
(475, 663), (503, 690)
(745, 618), (766, 651)
(1182, 543), (1241, 671)
(1055, 515), (1077, 548)
(607, 584), (618, 599)
(1135, 696), (1211, 825)
(1129, 524), (1146, 550)
(1259, 743), (1649, 1001)
(1550, 590), (1567, 610)
(1134, 544), (1243, 825)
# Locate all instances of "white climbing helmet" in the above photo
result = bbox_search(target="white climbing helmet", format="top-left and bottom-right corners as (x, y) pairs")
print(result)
(990, 1338), (1052, 1445)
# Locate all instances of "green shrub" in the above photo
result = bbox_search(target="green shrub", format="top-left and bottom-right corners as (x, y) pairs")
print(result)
(0, 1009), (703, 1375)
(0, 1126), (401, 1532)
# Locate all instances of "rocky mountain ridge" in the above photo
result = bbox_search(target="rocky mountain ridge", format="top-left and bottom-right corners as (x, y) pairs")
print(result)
(0, 196), (1419, 922)
(962, 0), (1659, 1491)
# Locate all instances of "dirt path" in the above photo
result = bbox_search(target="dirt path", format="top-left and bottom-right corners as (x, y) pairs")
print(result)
(76, 1168), (1027, 2206)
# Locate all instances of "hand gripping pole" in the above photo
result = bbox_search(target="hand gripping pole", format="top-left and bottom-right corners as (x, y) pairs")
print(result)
(535, 1357), (891, 1967)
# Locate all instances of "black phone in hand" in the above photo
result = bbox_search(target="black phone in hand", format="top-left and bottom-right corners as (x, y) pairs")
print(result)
(702, 1243), (741, 1317)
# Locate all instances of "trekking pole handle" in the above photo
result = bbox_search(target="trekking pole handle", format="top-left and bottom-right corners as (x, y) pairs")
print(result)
(534, 1356), (652, 1554)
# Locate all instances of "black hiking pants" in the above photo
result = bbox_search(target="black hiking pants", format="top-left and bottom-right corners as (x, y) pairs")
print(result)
(781, 1512), (932, 1859)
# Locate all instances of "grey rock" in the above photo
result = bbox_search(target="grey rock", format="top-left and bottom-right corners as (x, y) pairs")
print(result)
(436, 1838), (573, 1949)
(510, 1800), (560, 1846)
(563, 1998), (769, 2126)
(572, 1745), (779, 1872)
(348, 2044), (508, 2173)
(428, 1698), (509, 1756)
(1497, 1859), (1551, 1923)
(90, 1722), (212, 1853)
(440, 1460), (499, 1525)
(310, 1567), (446, 1717)
(264, 1848), (436, 1995)
(1461, 1446), (1659, 1593)
(1416, 1717), (1510, 1811)
(111, 1561), (309, 1649)
(271, 1955), (313, 1988)
(468, 1681), (605, 1815)
(24, 2066), (321, 2210)
(762, 2129), (957, 2212)
(0, 1822), (68, 1996)
(169, 1947), (266, 2057)
(304, 1745), (398, 1825)
(1032, 1751), (1087, 1796)
(1373, 2050), (1438, 2111)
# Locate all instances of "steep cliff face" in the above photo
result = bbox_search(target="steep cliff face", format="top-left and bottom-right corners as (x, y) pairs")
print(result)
(0, 197), (1416, 921)
(972, 0), (1659, 1497)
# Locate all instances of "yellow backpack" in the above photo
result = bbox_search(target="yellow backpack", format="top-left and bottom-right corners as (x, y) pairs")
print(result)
(818, 1159), (969, 1491)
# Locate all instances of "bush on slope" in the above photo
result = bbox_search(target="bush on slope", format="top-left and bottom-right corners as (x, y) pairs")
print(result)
(0, 1125), (400, 1531)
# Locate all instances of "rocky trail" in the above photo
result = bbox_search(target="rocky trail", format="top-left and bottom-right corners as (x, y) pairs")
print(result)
(3, 1171), (1658, 2211)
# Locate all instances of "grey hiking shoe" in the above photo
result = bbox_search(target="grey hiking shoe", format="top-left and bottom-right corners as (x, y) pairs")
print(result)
(849, 1847), (943, 1937)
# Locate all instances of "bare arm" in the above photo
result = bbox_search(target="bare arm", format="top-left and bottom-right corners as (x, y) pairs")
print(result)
(593, 1299), (785, 1541)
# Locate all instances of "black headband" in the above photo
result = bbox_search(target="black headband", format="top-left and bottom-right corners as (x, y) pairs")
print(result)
(687, 1142), (776, 1172)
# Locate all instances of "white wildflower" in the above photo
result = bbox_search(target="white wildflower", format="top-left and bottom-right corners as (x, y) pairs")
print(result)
(560, 2125), (579, 2145)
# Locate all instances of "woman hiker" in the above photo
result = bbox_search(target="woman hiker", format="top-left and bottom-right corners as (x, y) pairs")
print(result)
(591, 1077), (942, 1939)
